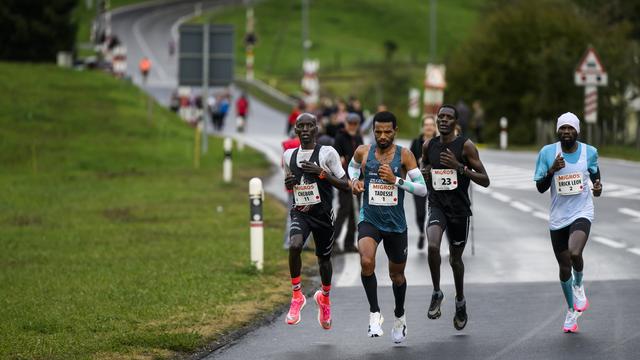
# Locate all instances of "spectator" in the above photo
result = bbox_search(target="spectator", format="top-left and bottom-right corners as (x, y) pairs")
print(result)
(456, 99), (471, 136)
(235, 93), (249, 132)
(471, 100), (485, 143)
(287, 100), (305, 135)
(333, 113), (364, 252)
(410, 115), (438, 250)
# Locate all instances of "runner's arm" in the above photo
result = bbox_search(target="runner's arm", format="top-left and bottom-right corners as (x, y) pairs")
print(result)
(462, 140), (490, 187)
(322, 147), (350, 191)
(397, 148), (427, 196)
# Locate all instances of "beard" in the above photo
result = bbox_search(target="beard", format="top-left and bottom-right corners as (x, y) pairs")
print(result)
(559, 135), (577, 149)
(376, 140), (392, 149)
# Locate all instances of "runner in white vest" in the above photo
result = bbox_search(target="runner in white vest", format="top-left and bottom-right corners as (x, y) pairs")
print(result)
(533, 112), (602, 333)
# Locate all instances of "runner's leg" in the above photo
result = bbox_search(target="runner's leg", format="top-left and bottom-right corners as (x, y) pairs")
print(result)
(551, 226), (573, 309)
(359, 236), (380, 312)
(427, 224), (444, 291)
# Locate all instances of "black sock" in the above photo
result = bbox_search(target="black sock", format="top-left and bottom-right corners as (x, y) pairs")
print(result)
(393, 281), (407, 318)
(361, 273), (380, 313)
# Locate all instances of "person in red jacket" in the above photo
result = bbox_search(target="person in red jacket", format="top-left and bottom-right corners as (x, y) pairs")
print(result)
(235, 93), (249, 132)
(288, 101), (305, 135)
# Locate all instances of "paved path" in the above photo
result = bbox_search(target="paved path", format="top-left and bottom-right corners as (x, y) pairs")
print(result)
(112, 3), (640, 358)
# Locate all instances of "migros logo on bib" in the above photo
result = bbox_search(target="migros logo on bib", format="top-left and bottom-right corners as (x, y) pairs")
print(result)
(371, 183), (395, 191)
(296, 184), (316, 190)
(432, 169), (455, 175)
(556, 173), (581, 181)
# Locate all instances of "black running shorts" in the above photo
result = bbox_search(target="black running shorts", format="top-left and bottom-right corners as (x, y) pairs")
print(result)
(357, 221), (408, 264)
(427, 206), (470, 247)
(550, 217), (591, 253)
(289, 209), (334, 258)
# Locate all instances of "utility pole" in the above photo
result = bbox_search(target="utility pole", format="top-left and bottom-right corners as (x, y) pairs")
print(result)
(429, 0), (436, 63)
(201, 23), (210, 154)
(302, 0), (310, 62)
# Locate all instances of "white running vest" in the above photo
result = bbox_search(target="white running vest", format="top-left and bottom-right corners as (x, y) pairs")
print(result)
(548, 142), (594, 230)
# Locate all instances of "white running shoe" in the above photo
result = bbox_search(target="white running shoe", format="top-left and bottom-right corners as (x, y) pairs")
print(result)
(563, 309), (581, 333)
(391, 315), (407, 343)
(367, 312), (384, 337)
(573, 285), (589, 312)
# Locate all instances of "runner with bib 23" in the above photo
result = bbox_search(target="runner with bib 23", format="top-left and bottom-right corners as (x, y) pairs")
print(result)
(421, 104), (490, 331)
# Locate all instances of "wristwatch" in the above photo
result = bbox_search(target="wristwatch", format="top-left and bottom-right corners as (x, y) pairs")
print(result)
(457, 164), (466, 175)
(395, 177), (404, 186)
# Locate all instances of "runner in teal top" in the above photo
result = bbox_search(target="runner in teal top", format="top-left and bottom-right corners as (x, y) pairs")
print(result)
(360, 143), (406, 233)
(348, 111), (427, 344)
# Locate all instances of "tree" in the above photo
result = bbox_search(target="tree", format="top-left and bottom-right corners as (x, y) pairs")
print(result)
(445, 0), (636, 144)
(0, 0), (77, 62)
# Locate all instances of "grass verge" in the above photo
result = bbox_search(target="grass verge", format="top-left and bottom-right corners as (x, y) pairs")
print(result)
(0, 62), (296, 359)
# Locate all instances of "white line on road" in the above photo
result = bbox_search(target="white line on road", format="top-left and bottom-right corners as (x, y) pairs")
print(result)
(627, 248), (640, 256)
(532, 211), (549, 221)
(618, 208), (640, 221)
(491, 192), (511, 203)
(592, 236), (626, 249)
(510, 201), (532, 213)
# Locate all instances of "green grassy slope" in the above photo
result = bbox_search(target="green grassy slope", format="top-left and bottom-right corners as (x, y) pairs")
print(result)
(195, 0), (485, 135)
(0, 62), (290, 359)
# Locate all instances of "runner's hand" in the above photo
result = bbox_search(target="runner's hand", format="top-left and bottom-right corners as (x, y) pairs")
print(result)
(592, 179), (602, 197)
(440, 148), (460, 169)
(378, 164), (396, 184)
(285, 174), (298, 190)
(550, 153), (565, 173)
(300, 160), (323, 176)
(351, 180), (365, 195)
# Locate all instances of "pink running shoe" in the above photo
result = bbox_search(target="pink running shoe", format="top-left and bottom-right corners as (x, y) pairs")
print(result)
(286, 292), (306, 325)
(563, 309), (581, 333)
(573, 285), (589, 312)
(314, 290), (332, 330)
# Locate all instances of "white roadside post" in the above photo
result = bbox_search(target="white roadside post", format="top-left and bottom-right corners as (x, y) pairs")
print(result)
(408, 88), (420, 130)
(499, 117), (508, 150)
(223, 137), (233, 183)
(249, 178), (264, 271)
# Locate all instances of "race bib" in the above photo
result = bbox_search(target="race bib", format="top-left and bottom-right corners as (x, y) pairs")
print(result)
(294, 183), (321, 205)
(554, 172), (583, 195)
(431, 169), (458, 191)
(368, 182), (398, 206)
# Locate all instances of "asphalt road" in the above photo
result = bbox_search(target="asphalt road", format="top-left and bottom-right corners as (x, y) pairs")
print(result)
(111, 3), (640, 359)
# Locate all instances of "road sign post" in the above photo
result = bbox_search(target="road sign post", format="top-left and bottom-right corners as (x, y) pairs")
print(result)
(179, 24), (235, 155)
(423, 64), (446, 116)
(574, 47), (607, 144)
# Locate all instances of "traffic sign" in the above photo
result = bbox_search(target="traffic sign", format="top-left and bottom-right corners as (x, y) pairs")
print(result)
(425, 64), (446, 89)
(574, 47), (607, 86)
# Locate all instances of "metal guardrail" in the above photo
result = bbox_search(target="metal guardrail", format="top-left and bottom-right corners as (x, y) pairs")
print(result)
(235, 78), (297, 108)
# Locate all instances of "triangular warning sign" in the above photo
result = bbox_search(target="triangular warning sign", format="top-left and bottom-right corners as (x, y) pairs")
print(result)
(575, 47), (606, 75)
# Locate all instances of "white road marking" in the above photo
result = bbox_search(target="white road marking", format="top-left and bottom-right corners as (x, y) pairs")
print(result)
(491, 192), (511, 202)
(627, 248), (640, 256)
(484, 163), (640, 199)
(334, 253), (361, 287)
(618, 207), (640, 221)
(510, 201), (532, 213)
(592, 236), (626, 249)
(532, 211), (549, 221)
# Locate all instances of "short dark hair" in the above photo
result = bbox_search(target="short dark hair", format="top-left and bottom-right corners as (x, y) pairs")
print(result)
(373, 111), (397, 129)
(438, 104), (459, 119)
(296, 112), (317, 124)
